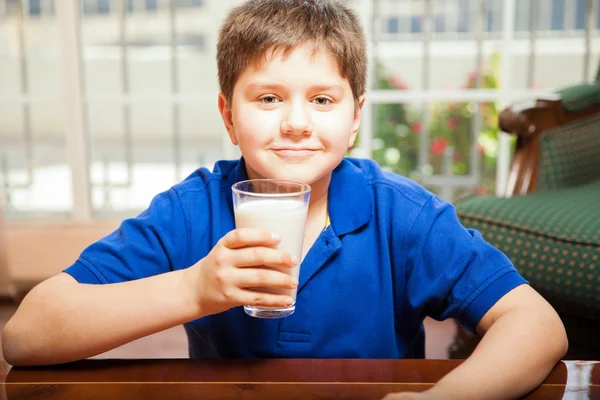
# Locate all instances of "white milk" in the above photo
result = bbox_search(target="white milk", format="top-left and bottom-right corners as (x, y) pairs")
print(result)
(234, 198), (308, 300)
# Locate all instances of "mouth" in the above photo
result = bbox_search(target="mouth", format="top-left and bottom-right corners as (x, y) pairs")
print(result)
(271, 148), (319, 157)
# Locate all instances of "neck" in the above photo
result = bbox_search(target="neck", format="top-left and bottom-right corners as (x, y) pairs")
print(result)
(307, 173), (330, 222)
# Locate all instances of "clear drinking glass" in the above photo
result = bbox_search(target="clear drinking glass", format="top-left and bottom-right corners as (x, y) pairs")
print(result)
(232, 179), (311, 318)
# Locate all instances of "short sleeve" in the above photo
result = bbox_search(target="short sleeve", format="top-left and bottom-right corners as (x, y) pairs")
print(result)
(63, 188), (188, 284)
(404, 195), (528, 333)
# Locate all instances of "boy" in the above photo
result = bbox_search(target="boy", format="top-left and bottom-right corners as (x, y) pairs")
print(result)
(3, 1), (567, 399)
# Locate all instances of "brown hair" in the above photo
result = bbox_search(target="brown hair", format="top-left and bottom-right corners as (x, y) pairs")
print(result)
(217, 0), (367, 107)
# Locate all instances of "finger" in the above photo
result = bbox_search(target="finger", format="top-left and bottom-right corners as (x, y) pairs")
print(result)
(381, 395), (405, 400)
(221, 228), (280, 249)
(381, 393), (421, 400)
(234, 267), (298, 289)
(232, 247), (298, 269)
(238, 289), (295, 309)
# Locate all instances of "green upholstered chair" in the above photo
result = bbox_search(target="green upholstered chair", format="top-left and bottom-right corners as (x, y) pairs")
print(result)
(449, 86), (600, 360)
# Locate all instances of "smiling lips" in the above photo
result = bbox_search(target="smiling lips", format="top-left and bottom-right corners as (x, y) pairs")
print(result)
(271, 148), (320, 157)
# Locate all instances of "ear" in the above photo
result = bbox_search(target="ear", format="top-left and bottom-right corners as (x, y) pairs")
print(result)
(218, 92), (238, 145)
(348, 95), (366, 148)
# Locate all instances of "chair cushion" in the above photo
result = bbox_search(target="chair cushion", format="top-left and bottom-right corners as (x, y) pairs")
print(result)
(455, 182), (600, 322)
(557, 84), (600, 112)
(536, 114), (600, 191)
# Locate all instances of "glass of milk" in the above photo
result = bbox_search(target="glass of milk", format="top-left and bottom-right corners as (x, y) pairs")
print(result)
(232, 179), (311, 318)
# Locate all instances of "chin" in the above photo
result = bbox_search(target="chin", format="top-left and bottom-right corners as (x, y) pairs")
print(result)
(261, 168), (319, 185)
(248, 157), (335, 186)
(274, 173), (315, 185)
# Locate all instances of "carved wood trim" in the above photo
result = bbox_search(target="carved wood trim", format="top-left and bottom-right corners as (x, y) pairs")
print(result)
(499, 94), (600, 197)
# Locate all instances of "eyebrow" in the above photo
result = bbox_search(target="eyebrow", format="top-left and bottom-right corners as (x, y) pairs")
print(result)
(245, 83), (345, 95)
(246, 83), (286, 92)
(310, 85), (345, 95)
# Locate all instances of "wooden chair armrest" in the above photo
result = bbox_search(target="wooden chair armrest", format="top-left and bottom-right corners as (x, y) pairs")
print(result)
(501, 95), (600, 197)
(499, 95), (562, 138)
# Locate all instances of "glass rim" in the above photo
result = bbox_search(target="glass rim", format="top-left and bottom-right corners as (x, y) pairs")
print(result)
(232, 179), (311, 198)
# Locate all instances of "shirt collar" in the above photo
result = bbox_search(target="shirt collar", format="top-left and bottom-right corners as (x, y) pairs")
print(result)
(224, 157), (373, 236)
(328, 158), (373, 236)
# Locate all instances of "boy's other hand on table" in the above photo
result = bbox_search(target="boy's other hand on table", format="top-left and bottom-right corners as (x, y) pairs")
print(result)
(382, 391), (448, 400)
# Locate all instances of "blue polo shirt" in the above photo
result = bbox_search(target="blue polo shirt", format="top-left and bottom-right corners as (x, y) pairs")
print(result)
(64, 157), (527, 359)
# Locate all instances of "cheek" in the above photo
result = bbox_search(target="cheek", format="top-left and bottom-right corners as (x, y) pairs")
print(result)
(313, 110), (355, 146)
(233, 106), (281, 142)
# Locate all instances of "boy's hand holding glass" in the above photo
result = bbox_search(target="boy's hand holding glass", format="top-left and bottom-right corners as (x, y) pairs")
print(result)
(231, 179), (311, 318)
(185, 228), (299, 317)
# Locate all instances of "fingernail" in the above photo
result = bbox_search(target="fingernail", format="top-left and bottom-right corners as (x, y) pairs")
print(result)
(291, 278), (298, 287)
(272, 233), (281, 242)
(285, 298), (294, 306)
(291, 255), (298, 265)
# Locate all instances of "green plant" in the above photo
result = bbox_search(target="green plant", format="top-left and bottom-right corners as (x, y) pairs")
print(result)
(370, 64), (420, 178)
(373, 53), (504, 197)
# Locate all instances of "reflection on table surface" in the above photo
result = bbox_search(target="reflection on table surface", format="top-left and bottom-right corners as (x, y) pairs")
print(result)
(1, 358), (599, 399)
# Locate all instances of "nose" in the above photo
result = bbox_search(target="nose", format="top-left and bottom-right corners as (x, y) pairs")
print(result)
(280, 101), (313, 137)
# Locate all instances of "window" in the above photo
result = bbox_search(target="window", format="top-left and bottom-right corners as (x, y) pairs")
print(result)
(457, 0), (470, 32)
(145, 0), (158, 11)
(387, 17), (399, 34)
(82, 0), (110, 15)
(176, 0), (205, 8)
(97, 0), (110, 14)
(514, 0), (531, 31)
(411, 16), (422, 33)
(29, 0), (41, 15)
(551, 0), (565, 30)
(435, 14), (445, 32)
(485, 0), (503, 32)
(575, 0), (586, 30)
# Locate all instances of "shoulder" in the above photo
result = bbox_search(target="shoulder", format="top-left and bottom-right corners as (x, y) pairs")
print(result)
(345, 157), (435, 209)
(139, 159), (236, 222)
(341, 158), (456, 238)
(172, 159), (237, 196)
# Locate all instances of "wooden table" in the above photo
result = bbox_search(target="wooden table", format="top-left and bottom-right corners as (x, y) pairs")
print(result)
(1, 358), (599, 399)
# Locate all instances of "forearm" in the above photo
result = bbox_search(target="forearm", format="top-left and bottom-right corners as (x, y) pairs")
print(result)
(2, 269), (200, 366)
(429, 307), (567, 400)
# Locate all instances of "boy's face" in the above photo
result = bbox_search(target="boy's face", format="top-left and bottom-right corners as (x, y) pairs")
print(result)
(218, 44), (364, 188)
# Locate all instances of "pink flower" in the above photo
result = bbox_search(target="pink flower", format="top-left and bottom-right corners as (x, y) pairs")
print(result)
(430, 137), (448, 156)
(411, 121), (423, 134)
(389, 75), (409, 90)
(475, 186), (486, 196)
(466, 70), (482, 89)
(447, 118), (458, 130)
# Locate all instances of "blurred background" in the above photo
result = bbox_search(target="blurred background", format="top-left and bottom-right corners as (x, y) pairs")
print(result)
(1, 0), (599, 360)
(2, 0), (599, 218)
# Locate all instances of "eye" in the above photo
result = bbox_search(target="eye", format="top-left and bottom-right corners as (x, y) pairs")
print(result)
(259, 96), (280, 104)
(313, 97), (332, 106)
